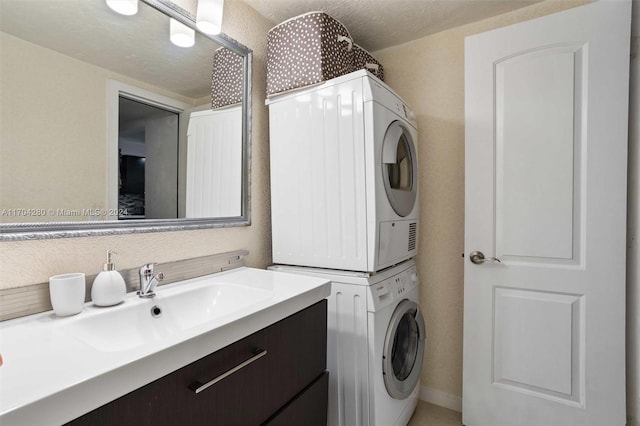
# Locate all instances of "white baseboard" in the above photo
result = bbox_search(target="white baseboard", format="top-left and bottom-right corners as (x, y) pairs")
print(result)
(419, 386), (462, 413)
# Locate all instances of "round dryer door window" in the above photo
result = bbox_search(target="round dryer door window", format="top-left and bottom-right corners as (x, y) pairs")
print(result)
(382, 121), (418, 217)
(383, 299), (426, 399)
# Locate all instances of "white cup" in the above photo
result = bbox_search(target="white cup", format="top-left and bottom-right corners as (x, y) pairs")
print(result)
(49, 273), (86, 316)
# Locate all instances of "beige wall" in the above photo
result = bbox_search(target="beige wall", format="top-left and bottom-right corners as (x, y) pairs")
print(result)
(0, 0), (274, 288)
(373, 0), (589, 400)
(1, 32), (111, 219)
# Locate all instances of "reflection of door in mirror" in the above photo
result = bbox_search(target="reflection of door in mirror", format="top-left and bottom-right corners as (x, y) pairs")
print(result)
(118, 97), (179, 220)
(107, 81), (191, 221)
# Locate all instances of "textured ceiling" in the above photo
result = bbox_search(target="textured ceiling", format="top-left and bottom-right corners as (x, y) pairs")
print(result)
(241, 0), (542, 52)
(1, 0), (546, 100)
(0, 0), (220, 99)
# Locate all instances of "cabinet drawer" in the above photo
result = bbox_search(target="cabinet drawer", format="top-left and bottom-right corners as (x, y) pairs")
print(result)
(264, 372), (329, 426)
(67, 300), (327, 426)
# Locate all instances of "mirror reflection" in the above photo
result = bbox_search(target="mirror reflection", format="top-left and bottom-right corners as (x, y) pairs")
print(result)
(0, 0), (248, 228)
(118, 96), (180, 220)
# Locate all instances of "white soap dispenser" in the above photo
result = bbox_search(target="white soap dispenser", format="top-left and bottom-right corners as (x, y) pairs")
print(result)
(91, 250), (127, 306)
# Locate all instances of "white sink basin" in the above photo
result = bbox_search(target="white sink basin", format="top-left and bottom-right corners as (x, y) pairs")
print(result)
(63, 282), (272, 352)
(0, 267), (330, 426)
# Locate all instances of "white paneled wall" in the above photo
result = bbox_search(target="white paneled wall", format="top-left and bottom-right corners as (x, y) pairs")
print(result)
(186, 106), (242, 218)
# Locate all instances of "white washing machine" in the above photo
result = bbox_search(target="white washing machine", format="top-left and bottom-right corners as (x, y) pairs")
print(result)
(270, 259), (425, 426)
(267, 69), (419, 272)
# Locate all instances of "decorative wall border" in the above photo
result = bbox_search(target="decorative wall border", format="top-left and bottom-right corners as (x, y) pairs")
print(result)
(0, 250), (248, 322)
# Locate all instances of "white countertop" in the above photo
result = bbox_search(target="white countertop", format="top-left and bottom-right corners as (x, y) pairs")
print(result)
(0, 267), (330, 425)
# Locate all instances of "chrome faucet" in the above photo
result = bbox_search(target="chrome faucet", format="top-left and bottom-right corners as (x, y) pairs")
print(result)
(137, 263), (164, 298)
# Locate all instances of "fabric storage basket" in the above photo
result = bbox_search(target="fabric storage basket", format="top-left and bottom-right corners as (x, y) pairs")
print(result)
(211, 47), (243, 109)
(267, 11), (355, 96)
(353, 43), (384, 81)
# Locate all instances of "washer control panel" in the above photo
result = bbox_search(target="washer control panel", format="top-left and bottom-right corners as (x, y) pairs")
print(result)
(372, 265), (418, 308)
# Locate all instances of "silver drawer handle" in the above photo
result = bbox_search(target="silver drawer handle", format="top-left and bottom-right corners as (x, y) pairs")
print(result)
(189, 348), (267, 394)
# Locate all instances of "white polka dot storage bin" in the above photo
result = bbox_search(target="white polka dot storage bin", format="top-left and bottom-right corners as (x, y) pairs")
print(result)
(266, 11), (355, 96)
(353, 43), (384, 81)
(211, 47), (244, 109)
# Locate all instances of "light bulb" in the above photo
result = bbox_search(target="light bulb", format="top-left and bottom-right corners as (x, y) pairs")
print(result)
(196, 0), (224, 35)
(106, 0), (138, 16)
(170, 19), (195, 48)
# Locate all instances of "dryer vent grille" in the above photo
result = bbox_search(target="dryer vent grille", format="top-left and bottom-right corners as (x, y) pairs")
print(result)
(408, 222), (417, 252)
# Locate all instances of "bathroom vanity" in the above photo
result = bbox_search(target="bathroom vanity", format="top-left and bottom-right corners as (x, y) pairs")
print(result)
(0, 268), (331, 425)
(67, 300), (328, 425)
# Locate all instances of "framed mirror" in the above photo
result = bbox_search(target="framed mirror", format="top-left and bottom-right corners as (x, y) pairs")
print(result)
(0, 0), (252, 240)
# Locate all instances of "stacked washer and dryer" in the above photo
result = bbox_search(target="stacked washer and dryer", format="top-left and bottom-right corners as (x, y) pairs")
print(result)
(267, 68), (424, 426)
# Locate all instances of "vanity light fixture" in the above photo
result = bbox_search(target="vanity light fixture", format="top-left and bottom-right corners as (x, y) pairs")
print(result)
(105, 0), (138, 16)
(196, 0), (224, 35)
(170, 18), (195, 48)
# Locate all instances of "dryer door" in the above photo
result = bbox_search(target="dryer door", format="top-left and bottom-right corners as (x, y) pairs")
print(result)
(381, 121), (418, 217)
(382, 299), (426, 399)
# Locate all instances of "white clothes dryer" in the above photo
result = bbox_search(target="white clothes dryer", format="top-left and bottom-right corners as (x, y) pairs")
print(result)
(267, 70), (419, 272)
(270, 259), (425, 426)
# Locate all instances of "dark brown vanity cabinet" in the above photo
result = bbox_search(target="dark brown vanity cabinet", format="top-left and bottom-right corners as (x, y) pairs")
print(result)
(67, 300), (328, 426)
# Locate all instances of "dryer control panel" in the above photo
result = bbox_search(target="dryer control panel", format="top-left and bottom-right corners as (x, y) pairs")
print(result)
(370, 265), (418, 311)
(365, 76), (417, 128)
(394, 101), (416, 124)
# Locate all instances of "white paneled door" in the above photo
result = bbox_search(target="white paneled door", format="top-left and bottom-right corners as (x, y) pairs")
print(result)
(463, 1), (631, 425)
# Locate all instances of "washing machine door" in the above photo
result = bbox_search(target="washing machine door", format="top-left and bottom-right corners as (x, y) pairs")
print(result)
(381, 121), (418, 217)
(382, 299), (426, 399)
